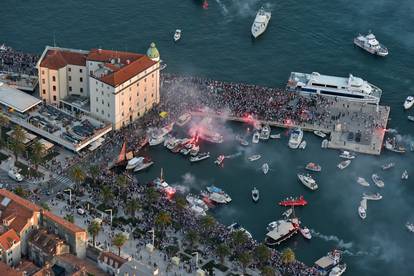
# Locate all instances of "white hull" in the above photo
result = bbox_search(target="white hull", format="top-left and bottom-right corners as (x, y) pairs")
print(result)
(134, 161), (154, 172)
(251, 8), (271, 38)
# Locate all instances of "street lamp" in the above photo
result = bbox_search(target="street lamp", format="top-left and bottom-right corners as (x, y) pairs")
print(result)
(64, 189), (72, 205)
(146, 228), (155, 253)
(105, 209), (113, 226)
(192, 252), (199, 268)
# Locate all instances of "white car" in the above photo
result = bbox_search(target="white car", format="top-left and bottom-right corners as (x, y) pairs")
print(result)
(8, 168), (23, 182)
(77, 208), (85, 215)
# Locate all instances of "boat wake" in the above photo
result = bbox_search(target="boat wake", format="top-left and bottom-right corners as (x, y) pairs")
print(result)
(224, 152), (242, 159)
(215, 0), (229, 15)
(310, 230), (353, 249)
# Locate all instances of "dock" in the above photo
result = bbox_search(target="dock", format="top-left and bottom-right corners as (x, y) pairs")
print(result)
(190, 98), (390, 156)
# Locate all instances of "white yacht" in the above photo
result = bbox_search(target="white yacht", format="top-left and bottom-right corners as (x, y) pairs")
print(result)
(248, 154), (261, 162)
(363, 192), (382, 201)
(299, 140), (307, 149)
(358, 198), (367, 219)
(134, 160), (154, 172)
(403, 96), (414, 110)
(149, 123), (174, 146)
(381, 162), (395, 170)
(401, 170), (408, 180)
(357, 177), (370, 187)
(372, 173), (384, 188)
(252, 131), (260, 144)
(190, 152), (210, 162)
(286, 72), (382, 104)
(186, 194), (209, 211)
(173, 29), (181, 42)
(339, 151), (355, 159)
(329, 264), (347, 276)
(125, 157), (144, 170)
(313, 130), (327, 138)
(288, 128), (303, 149)
(252, 187), (259, 202)
(337, 160), (351, 170)
(251, 7), (271, 38)
(298, 173), (318, 190)
(354, 32), (388, 56)
(300, 227), (312, 240)
(259, 125), (271, 140)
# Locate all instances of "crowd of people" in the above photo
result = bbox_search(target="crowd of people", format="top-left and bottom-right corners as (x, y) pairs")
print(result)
(0, 44), (39, 76)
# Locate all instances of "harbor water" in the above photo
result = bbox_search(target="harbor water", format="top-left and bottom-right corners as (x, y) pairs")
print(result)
(2, 0), (414, 275)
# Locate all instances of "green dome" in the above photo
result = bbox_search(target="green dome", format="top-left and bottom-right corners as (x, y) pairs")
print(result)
(147, 42), (160, 61)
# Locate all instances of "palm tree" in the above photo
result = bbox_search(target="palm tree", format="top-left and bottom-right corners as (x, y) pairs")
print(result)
(0, 113), (9, 148)
(237, 251), (252, 274)
(255, 243), (271, 268)
(261, 266), (276, 276)
(155, 211), (172, 231)
(116, 175), (128, 198)
(30, 140), (45, 173)
(9, 125), (26, 165)
(88, 165), (100, 185)
(216, 244), (230, 264)
(186, 230), (199, 249)
(101, 185), (114, 203)
(70, 165), (86, 190)
(145, 187), (160, 204)
(125, 198), (140, 217)
(112, 233), (127, 256)
(14, 186), (26, 198)
(88, 221), (101, 246)
(281, 247), (296, 264)
(40, 202), (50, 211)
(174, 194), (187, 210)
(231, 230), (248, 254)
(201, 215), (216, 231)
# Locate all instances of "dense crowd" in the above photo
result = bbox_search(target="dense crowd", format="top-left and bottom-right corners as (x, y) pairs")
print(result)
(0, 44), (39, 75)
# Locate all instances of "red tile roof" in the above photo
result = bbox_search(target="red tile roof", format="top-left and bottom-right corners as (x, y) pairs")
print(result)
(0, 261), (24, 276)
(40, 49), (87, 70)
(100, 56), (157, 87)
(87, 49), (142, 63)
(0, 189), (41, 212)
(43, 211), (86, 234)
(0, 228), (20, 251)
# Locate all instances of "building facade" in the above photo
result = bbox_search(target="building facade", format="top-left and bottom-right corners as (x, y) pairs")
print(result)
(37, 44), (161, 129)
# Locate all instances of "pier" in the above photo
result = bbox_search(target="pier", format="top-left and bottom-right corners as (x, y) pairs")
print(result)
(190, 99), (390, 156)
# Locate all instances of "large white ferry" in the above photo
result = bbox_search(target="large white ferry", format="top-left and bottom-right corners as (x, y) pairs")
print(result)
(286, 72), (382, 104)
(251, 7), (271, 38)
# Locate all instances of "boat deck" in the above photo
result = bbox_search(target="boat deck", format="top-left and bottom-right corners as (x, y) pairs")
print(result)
(191, 97), (390, 156)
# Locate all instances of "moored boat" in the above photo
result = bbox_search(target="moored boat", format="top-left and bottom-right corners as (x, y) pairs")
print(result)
(321, 139), (329, 148)
(125, 157), (144, 170)
(133, 160), (154, 172)
(190, 152), (210, 162)
(358, 198), (367, 219)
(288, 128), (303, 149)
(372, 173), (384, 188)
(363, 192), (382, 201)
(385, 137), (406, 153)
(313, 130), (327, 138)
(252, 131), (260, 144)
(186, 194), (209, 211)
(206, 185), (232, 203)
(299, 140), (307, 149)
(265, 218), (300, 246)
(315, 250), (342, 274)
(403, 96), (414, 110)
(357, 177), (370, 187)
(339, 150), (356, 159)
(228, 223), (253, 239)
(305, 162), (322, 172)
(329, 263), (347, 276)
(298, 173), (318, 190)
(270, 133), (281, 139)
(259, 125), (271, 140)
(381, 162), (395, 170)
(337, 160), (351, 170)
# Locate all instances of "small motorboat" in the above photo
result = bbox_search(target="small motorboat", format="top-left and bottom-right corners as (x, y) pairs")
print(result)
(357, 177), (370, 187)
(300, 227), (312, 240)
(372, 173), (384, 188)
(125, 157), (144, 170)
(339, 150), (356, 159)
(190, 152), (210, 162)
(282, 208), (293, 218)
(189, 145), (200, 156)
(252, 187), (259, 202)
(305, 162), (322, 172)
(252, 132), (260, 144)
(248, 154), (261, 162)
(262, 163), (269, 174)
(321, 139), (329, 148)
(401, 170), (408, 180)
(337, 160), (351, 170)
(313, 130), (327, 138)
(363, 192), (382, 201)
(173, 29), (181, 42)
(406, 222), (414, 233)
(299, 140), (307, 149)
(298, 174), (318, 190)
(214, 155), (225, 166)
(270, 133), (281, 139)
(259, 125), (271, 140)
(329, 263), (347, 276)
(408, 115), (414, 122)
(403, 96), (414, 110)
(358, 199), (367, 219)
(381, 162), (395, 170)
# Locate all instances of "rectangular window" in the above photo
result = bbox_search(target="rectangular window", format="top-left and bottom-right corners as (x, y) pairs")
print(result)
(79, 68), (83, 73)
(52, 85), (56, 91)
(52, 76), (56, 82)
(68, 76), (71, 81)
(96, 97), (98, 102)
(69, 87), (72, 91)
(68, 67), (71, 72)
(42, 70), (44, 75)
(90, 70), (93, 75)
(80, 77), (83, 82)
(96, 108), (99, 112)
(42, 89), (46, 95)
(80, 88), (83, 93)
(42, 79), (45, 84)
(53, 95), (56, 101)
